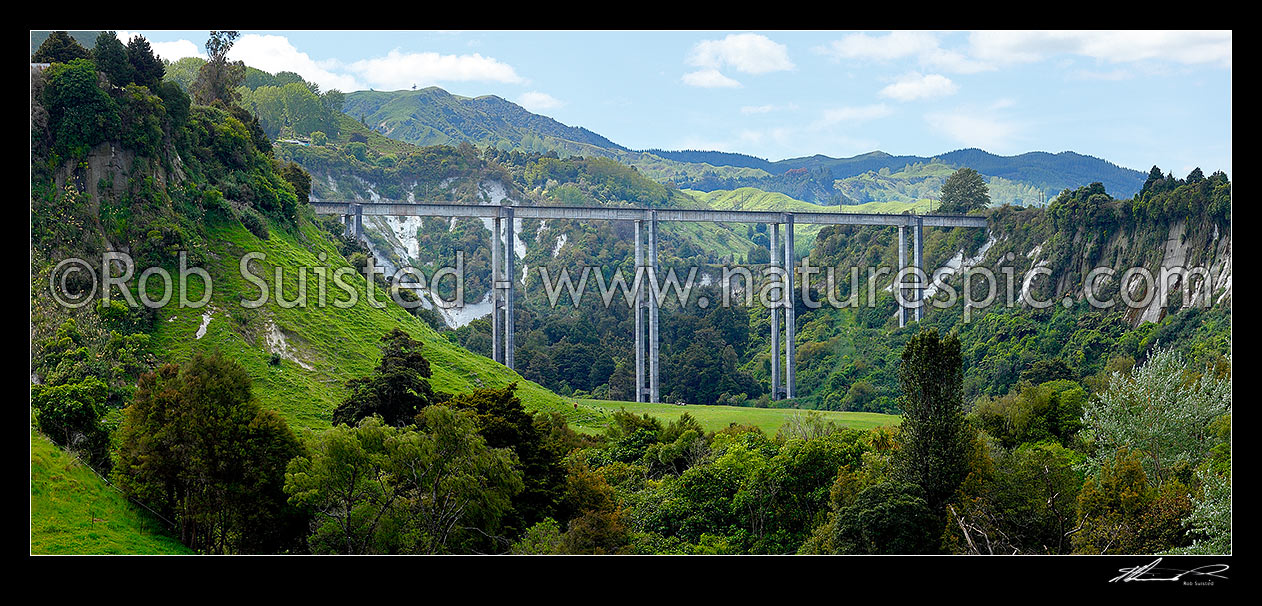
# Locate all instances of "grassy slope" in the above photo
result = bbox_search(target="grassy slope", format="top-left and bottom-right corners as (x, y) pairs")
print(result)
(31, 429), (190, 554)
(147, 212), (606, 433)
(578, 399), (899, 434)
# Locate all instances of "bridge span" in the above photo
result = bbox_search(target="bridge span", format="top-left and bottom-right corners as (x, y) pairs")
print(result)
(313, 201), (988, 404)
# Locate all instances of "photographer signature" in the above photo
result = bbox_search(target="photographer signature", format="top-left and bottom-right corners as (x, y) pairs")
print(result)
(1110, 558), (1229, 583)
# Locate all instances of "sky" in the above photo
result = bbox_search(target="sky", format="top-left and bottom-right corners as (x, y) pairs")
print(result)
(111, 30), (1231, 177)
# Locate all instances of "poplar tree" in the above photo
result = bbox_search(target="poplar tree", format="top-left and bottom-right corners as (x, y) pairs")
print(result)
(893, 329), (971, 516)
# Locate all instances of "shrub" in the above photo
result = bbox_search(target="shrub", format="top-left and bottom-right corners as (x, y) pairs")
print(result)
(43, 58), (120, 158)
(240, 205), (269, 239)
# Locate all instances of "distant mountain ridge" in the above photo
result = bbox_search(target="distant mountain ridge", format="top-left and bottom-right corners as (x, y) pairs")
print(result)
(647, 148), (1146, 200)
(343, 88), (626, 152)
(344, 87), (1148, 203)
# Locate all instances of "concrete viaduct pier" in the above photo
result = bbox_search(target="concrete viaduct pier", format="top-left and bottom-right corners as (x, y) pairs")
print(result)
(316, 201), (986, 403)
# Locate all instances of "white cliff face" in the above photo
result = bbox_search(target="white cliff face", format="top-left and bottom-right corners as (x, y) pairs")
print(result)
(433, 290), (494, 329)
(884, 236), (999, 313)
(922, 235), (999, 303)
(353, 180), (526, 329)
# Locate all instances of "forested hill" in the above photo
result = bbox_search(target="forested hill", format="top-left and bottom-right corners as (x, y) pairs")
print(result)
(640, 149), (778, 172)
(342, 88), (626, 153)
(342, 87), (1146, 205)
(669, 148), (1146, 203)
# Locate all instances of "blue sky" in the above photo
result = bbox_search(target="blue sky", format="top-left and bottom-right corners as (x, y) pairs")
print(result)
(117, 30), (1231, 177)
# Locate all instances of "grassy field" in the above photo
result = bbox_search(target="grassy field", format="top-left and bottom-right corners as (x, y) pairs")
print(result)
(575, 398), (899, 435)
(31, 430), (190, 555)
(686, 187), (933, 255)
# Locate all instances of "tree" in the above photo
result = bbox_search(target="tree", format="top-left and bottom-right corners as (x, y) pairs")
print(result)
(42, 58), (120, 157)
(1073, 448), (1193, 554)
(279, 162), (311, 205)
(1143, 165), (1165, 194)
(346, 141), (368, 162)
(191, 31), (246, 105)
(91, 31), (132, 86)
(1019, 358), (1074, 385)
(125, 35), (164, 91)
(309, 130), (328, 146)
(1083, 348), (1231, 487)
(32, 31), (89, 64)
(939, 167), (990, 213)
(163, 56), (206, 91)
(445, 384), (567, 538)
(1167, 467), (1231, 554)
(320, 89), (345, 114)
(156, 80), (191, 131)
(823, 481), (941, 554)
(893, 329), (971, 516)
(332, 328), (438, 426)
(284, 409), (523, 554)
(111, 352), (307, 553)
(30, 376), (110, 470)
(607, 358), (635, 401)
(946, 441), (1085, 554)
(1186, 167), (1205, 184)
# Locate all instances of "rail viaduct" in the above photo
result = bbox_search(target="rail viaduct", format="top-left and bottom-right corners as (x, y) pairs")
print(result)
(314, 201), (987, 403)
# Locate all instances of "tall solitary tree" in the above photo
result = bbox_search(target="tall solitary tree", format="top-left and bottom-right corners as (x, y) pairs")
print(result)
(893, 329), (971, 519)
(938, 167), (990, 213)
(191, 31), (246, 105)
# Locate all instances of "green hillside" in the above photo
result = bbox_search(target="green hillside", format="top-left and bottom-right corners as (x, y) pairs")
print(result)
(339, 88), (767, 186)
(31, 429), (190, 554)
(344, 87), (625, 153)
(147, 212), (600, 433)
(686, 187), (932, 255)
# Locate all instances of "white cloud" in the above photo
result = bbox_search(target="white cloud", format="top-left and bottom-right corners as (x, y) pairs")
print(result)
(817, 104), (893, 126)
(347, 49), (525, 91)
(816, 31), (939, 61)
(815, 31), (994, 74)
(682, 69), (742, 88)
(920, 48), (994, 74)
(229, 34), (360, 91)
(687, 33), (795, 74)
(740, 103), (798, 114)
(1068, 68), (1133, 81)
(969, 30), (1232, 68)
(925, 109), (1019, 151)
(517, 91), (564, 112)
(879, 72), (958, 102)
(116, 31), (205, 61)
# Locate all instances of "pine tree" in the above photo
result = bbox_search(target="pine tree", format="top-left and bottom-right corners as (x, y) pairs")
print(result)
(32, 31), (90, 64)
(92, 31), (133, 86)
(125, 35), (165, 90)
(1142, 165), (1165, 195)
